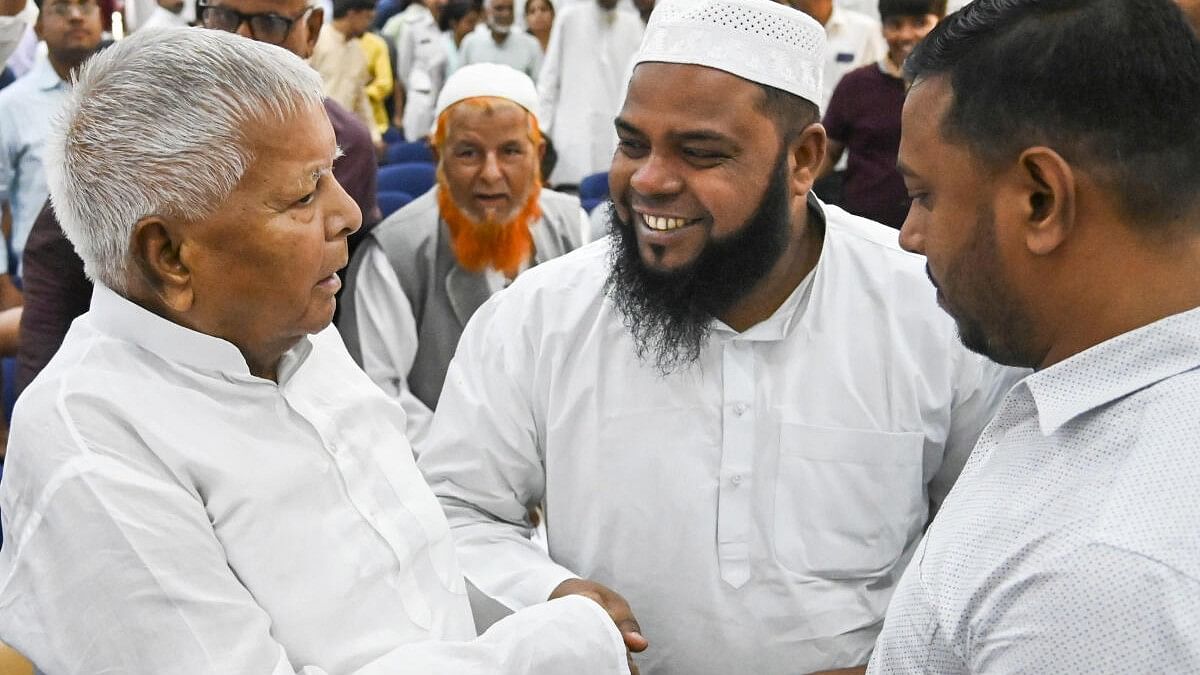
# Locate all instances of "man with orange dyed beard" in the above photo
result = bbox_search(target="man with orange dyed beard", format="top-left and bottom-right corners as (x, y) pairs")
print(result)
(341, 62), (587, 448)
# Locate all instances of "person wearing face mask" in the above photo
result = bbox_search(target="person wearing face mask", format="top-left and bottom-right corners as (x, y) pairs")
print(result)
(818, 0), (944, 229)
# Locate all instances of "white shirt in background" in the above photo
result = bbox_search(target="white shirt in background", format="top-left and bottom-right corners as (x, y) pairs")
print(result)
(418, 201), (1024, 674)
(537, 2), (643, 185)
(869, 307), (1200, 673)
(139, 5), (188, 30)
(0, 285), (629, 674)
(820, 6), (886, 113)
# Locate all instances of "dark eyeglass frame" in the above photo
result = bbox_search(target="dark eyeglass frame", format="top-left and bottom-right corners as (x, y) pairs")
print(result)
(196, 1), (315, 45)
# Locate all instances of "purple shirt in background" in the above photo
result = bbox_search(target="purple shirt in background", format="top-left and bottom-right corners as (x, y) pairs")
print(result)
(822, 63), (910, 229)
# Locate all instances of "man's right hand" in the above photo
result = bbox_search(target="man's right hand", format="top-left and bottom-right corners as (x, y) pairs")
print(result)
(550, 578), (648, 674)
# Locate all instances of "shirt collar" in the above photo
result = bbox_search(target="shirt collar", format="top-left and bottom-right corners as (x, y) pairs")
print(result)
(30, 54), (68, 92)
(825, 7), (846, 31)
(1026, 306), (1200, 435)
(88, 284), (312, 383)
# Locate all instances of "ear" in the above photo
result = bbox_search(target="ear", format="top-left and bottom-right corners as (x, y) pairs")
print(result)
(535, 137), (546, 162)
(304, 7), (324, 54)
(1012, 146), (1075, 256)
(788, 122), (827, 198)
(129, 216), (195, 313)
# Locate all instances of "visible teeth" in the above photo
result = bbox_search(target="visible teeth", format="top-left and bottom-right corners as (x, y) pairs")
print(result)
(643, 214), (689, 231)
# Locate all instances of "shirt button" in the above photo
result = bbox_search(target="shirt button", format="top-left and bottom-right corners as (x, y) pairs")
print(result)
(731, 474), (743, 486)
(733, 403), (748, 417)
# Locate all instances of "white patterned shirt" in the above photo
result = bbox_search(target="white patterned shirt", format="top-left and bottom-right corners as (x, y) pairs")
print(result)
(869, 307), (1200, 673)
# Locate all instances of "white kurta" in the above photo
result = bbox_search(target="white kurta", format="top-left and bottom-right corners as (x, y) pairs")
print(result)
(418, 203), (1025, 674)
(0, 286), (629, 674)
(396, 4), (448, 141)
(537, 3), (643, 185)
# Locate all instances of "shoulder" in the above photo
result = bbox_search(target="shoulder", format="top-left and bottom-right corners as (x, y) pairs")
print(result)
(823, 202), (924, 273)
(460, 31), (481, 48)
(492, 238), (608, 311)
(538, 186), (583, 212)
(371, 188), (440, 245)
(1091, 368), (1200, 581)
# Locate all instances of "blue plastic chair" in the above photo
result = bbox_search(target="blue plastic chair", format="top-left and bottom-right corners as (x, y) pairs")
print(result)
(383, 141), (435, 165)
(579, 171), (610, 202)
(378, 191), (414, 218)
(382, 127), (404, 144)
(378, 162), (436, 196)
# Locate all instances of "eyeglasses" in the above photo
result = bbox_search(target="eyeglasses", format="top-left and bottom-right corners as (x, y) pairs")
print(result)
(44, 0), (100, 17)
(196, 1), (313, 45)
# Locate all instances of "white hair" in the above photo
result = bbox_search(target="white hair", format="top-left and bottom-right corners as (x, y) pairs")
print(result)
(46, 27), (326, 293)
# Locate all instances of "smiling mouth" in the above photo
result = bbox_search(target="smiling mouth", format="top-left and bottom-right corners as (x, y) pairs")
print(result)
(639, 213), (699, 232)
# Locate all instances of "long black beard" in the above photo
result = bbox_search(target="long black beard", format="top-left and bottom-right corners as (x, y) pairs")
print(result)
(604, 154), (793, 374)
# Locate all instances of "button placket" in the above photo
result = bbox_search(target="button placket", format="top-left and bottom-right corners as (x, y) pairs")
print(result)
(717, 339), (756, 588)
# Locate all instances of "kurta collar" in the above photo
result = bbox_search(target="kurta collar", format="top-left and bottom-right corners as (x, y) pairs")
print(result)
(1025, 306), (1200, 436)
(712, 192), (825, 343)
(88, 284), (313, 383)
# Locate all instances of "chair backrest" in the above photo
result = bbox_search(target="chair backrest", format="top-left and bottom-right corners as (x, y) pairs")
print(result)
(378, 191), (415, 218)
(578, 171), (610, 200)
(377, 163), (436, 197)
(383, 141), (435, 165)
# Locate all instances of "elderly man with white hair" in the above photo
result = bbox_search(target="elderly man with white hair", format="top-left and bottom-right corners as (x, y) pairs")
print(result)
(416, 0), (1024, 672)
(0, 28), (630, 675)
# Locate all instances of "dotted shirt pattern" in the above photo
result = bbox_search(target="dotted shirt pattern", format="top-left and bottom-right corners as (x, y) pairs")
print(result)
(868, 307), (1200, 673)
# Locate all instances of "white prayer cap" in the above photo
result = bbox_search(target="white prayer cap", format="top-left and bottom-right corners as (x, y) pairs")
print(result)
(633, 0), (826, 109)
(433, 63), (540, 124)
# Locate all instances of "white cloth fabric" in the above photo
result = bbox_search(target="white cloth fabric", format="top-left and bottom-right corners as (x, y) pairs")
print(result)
(537, 2), (643, 185)
(417, 203), (1024, 674)
(349, 207), (590, 448)
(397, 4), (448, 141)
(435, 61), (540, 123)
(138, 5), (188, 30)
(0, 0), (33, 69)
(0, 285), (630, 675)
(820, 6), (885, 113)
(868, 307), (1200, 674)
(458, 30), (543, 82)
(636, 0), (825, 108)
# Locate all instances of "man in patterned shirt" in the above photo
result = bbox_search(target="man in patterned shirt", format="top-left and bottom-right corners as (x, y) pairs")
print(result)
(871, 0), (1200, 670)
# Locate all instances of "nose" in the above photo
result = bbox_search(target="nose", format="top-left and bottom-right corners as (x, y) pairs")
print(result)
(326, 176), (363, 240)
(897, 205), (925, 254)
(235, 18), (254, 38)
(628, 151), (683, 198)
(479, 151), (504, 184)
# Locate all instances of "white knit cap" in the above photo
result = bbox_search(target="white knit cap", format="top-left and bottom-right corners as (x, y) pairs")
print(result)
(433, 63), (540, 124)
(634, 0), (826, 109)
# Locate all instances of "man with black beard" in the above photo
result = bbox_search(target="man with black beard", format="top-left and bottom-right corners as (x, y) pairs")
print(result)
(418, 0), (1023, 672)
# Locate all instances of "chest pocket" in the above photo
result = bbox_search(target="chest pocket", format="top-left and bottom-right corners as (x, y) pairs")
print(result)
(773, 422), (925, 578)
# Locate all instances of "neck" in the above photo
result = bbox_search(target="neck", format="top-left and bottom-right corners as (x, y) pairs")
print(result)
(47, 51), (84, 83)
(1035, 227), (1200, 369)
(127, 283), (289, 383)
(716, 196), (823, 331)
